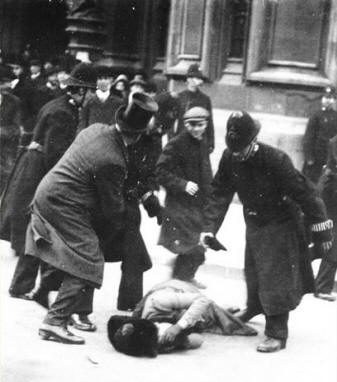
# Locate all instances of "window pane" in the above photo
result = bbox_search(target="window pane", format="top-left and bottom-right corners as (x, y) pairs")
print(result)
(269, 0), (327, 66)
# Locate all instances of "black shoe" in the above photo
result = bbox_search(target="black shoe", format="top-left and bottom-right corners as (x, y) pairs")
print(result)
(256, 337), (286, 353)
(32, 288), (49, 309)
(69, 314), (97, 332)
(314, 292), (336, 302)
(39, 323), (85, 344)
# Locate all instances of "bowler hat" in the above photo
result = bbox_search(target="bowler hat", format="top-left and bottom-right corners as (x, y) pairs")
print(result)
(107, 315), (158, 357)
(186, 64), (204, 79)
(225, 111), (260, 152)
(183, 106), (209, 122)
(95, 65), (114, 78)
(115, 92), (158, 134)
(63, 62), (97, 88)
(29, 59), (42, 67)
(0, 65), (15, 82)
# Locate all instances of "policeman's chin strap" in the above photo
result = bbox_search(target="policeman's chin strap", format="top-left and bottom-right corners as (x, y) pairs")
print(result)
(233, 140), (259, 162)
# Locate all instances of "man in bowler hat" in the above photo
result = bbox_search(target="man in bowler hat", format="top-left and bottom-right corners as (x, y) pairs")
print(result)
(24, 92), (159, 344)
(200, 111), (333, 352)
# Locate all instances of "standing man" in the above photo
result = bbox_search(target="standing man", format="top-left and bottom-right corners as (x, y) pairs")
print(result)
(200, 111), (333, 353)
(156, 107), (213, 287)
(77, 65), (124, 133)
(0, 63), (96, 305)
(174, 64), (214, 153)
(24, 93), (159, 344)
(302, 86), (337, 183)
(314, 135), (337, 301)
(0, 65), (21, 193)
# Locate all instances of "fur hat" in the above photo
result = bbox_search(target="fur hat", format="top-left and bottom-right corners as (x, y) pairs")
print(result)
(225, 111), (260, 152)
(107, 315), (159, 357)
(183, 106), (209, 122)
(63, 62), (97, 88)
(186, 64), (204, 79)
(115, 92), (158, 134)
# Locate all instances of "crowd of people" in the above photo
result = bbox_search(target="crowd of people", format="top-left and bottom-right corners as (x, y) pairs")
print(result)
(0, 49), (336, 357)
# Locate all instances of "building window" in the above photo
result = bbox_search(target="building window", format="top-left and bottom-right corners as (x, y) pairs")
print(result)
(228, 0), (249, 62)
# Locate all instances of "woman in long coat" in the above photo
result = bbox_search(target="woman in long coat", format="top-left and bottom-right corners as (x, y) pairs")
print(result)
(0, 63), (96, 299)
(0, 66), (21, 194)
(200, 111), (333, 353)
(156, 107), (213, 284)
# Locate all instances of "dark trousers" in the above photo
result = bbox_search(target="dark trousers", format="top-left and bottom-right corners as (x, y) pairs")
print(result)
(315, 258), (337, 294)
(9, 253), (39, 295)
(117, 269), (143, 311)
(172, 246), (205, 281)
(244, 270), (289, 340)
(9, 253), (63, 295)
(44, 272), (94, 326)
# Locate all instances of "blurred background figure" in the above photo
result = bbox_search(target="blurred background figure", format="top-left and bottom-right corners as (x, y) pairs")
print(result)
(314, 134), (337, 302)
(302, 86), (337, 183)
(77, 64), (124, 133)
(129, 74), (147, 95)
(113, 74), (129, 101)
(0, 65), (21, 193)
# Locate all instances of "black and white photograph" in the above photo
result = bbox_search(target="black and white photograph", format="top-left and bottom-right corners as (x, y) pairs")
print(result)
(0, 0), (336, 381)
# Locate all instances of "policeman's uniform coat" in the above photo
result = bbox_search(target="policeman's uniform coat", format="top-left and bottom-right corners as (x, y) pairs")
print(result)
(302, 108), (337, 183)
(203, 143), (331, 316)
(0, 94), (78, 253)
(156, 130), (213, 254)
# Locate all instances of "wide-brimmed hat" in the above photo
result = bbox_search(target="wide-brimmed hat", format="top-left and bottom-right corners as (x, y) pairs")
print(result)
(115, 92), (158, 134)
(107, 315), (158, 357)
(130, 74), (147, 87)
(186, 63), (204, 79)
(0, 65), (16, 82)
(183, 106), (210, 122)
(225, 111), (260, 152)
(114, 74), (129, 85)
(63, 62), (97, 88)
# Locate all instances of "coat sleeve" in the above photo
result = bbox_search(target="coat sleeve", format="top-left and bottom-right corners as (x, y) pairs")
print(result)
(156, 139), (188, 194)
(271, 151), (332, 243)
(203, 152), (235, 234)
(76, 102), (89, 135)
(206, 97), (215, 151)
(302, 115), (318, 163)
(44, 110), (77, 169)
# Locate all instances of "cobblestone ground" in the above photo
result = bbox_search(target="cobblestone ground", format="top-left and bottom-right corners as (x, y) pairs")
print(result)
(1, 210), (336, 382)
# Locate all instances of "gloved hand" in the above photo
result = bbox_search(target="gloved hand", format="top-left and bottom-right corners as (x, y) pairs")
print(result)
(142, 193), (163, 225)
(200, 232), (226, 251)
(204, 236), (227, 251)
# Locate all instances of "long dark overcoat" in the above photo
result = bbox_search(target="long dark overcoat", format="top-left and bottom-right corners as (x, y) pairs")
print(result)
(317, 135), (337, 263)
(25, 124), (152, 288)
(156, 130), (213, 254)
(0, 95), (78, 253)
(302, 108), (337, 183)
(203, 143), (330, 316)
(0, 92), (21, 194)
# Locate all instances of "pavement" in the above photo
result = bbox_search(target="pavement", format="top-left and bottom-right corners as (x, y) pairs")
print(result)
(1, 205), (337, 382)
